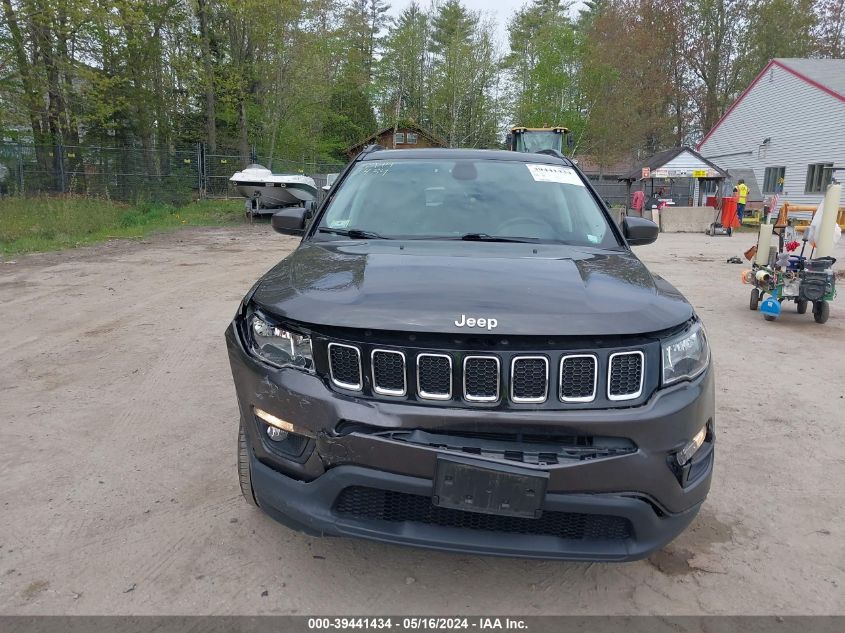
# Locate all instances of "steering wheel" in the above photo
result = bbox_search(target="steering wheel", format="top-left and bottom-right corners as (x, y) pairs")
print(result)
(496, 216), (555, 237)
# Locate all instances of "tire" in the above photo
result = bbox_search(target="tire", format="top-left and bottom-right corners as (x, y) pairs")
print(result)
(750, 288), (760, 311)
(764, 314), (776, 321)
(814, 301), (830, 324)
(238, 422), (259, 507)
(797, 299), (808, 314)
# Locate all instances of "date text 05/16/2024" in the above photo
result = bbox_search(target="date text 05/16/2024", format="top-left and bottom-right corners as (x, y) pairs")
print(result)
(307, 618), (528, 630)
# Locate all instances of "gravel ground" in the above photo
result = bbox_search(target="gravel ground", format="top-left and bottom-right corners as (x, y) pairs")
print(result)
(1, 225), (843, 615)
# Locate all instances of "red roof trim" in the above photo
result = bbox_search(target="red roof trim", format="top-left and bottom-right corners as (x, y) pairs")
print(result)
(774, 59), (845, 103)
(697, 59), (845, 150)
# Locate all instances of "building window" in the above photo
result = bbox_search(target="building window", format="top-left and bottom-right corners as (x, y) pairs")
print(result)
(805, 163), (832, 194)
(393, 132), (405, 145)
(406, 132), (418, 144)
(763, 166), (785, 194)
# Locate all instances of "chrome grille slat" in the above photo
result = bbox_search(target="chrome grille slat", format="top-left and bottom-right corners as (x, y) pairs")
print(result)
(417, 353), (452, 400)
(323, 341), (647, 406)
(560, 354), (598, 403)
(463, 356), (500, 402)
(510, 356), (548, 403)
(371, 349), (406, 396)
(608, 351), (644, 401)
(328, 343), (363, 391)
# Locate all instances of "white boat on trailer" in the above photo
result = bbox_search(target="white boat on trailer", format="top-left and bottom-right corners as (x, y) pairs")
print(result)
(230, 164), (318, 215)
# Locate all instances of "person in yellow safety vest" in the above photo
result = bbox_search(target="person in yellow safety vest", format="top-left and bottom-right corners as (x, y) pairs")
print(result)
(733, 179), (749, 226)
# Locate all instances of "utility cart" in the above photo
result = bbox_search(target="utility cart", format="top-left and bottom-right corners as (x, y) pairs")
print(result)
(745, 254), (836, 323)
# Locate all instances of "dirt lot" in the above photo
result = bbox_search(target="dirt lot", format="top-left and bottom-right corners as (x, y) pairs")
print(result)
(1, 226), (844, 615)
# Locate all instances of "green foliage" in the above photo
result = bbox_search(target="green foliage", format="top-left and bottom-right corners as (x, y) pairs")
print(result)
(505, 0), (586, 144)
(375, 2), (430, 125)
(0, 197), (244, 255)
(0, 0), (835, 180)
(744, 0), (819, 84)
(374, 0), (500, 147)
(318, 82), (379, 160)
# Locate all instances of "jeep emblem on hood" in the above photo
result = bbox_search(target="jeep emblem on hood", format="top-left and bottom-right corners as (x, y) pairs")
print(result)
(454, 314), (498, 330)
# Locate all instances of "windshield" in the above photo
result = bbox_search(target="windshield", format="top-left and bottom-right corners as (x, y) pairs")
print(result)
(316, 159), (618, 247)
(514, 131), (562, 153)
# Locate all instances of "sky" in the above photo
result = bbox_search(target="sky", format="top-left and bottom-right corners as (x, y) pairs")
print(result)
(387, 0), (533, 49)
(388, 0), (587, 50)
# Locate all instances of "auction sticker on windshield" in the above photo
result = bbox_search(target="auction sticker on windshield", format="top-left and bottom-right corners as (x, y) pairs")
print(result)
(526, 164), (583, 186)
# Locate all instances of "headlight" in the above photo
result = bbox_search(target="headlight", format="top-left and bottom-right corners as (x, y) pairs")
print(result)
(661, 321), (709, 386)
(247, 313), (314, 371)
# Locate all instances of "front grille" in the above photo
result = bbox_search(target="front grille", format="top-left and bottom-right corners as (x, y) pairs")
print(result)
(511, 356), (548, 403)
(417, 354), (452, 400)
(608, 351), (644, 400)
(371, 349), (406, 396)
(560, 354), (597, 402)
(334, 487), (632, 541)
(463, 356), (500, 402)
(321, 340), (649, 407)
(328, 343), (362, 390)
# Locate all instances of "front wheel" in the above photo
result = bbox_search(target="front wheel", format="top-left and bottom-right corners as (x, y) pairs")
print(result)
(764, 314), (776, 321)
(238, 422), (259, 507)
(814, 301), (830, 324)
(750, 288), (760, 311)
(797, 299), (808, 314)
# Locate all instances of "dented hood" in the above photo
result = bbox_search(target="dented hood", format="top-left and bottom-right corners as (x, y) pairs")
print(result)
(251, 241), (692, 336)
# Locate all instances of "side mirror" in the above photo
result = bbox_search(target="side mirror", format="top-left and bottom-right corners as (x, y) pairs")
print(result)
(271, 207), (308, 236)
(623, 216), (659, 246)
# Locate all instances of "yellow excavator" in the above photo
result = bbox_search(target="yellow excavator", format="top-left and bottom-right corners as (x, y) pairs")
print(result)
(507, 126), (572, 154)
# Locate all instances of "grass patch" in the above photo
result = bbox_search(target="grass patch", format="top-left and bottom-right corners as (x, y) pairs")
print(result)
(0, 196), (245, 255)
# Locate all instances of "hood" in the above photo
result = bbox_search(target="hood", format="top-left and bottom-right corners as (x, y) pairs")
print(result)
(251, 241), (692, 336)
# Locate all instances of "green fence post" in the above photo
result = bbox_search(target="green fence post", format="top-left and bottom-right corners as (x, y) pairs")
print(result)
(57, 143), (66, 193)
(16, 142), (24, 194)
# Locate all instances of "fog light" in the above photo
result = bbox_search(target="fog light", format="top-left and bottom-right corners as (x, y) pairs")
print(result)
(266, 426), (288, 442)
(253, 406), (314, 438)
(677, 427), (707, 466)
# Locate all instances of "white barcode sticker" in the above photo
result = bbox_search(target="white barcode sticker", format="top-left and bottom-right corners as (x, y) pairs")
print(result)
(526, 164), (584, 186)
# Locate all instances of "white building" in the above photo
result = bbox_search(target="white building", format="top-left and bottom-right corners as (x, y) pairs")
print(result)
(697, 58), (845, 208)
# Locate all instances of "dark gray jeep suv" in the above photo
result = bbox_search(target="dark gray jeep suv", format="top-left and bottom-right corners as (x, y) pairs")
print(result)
(226, 147), (714, 561)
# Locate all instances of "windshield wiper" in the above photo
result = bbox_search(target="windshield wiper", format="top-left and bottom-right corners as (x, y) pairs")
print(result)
(317, 228), (390, 240)
(458, 233), (539, 243)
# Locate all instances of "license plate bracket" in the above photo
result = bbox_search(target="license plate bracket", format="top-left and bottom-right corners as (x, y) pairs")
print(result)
(432, 455), (548, 519)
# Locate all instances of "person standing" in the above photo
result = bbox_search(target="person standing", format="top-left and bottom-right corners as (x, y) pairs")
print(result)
(734, 179), (749, 226)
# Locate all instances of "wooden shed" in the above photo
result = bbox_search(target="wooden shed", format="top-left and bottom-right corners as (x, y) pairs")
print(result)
(345, 124), (446, 161)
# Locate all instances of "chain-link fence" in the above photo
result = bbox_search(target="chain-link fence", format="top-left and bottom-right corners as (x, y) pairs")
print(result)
(587, 178), (630, 207)
(588, 177), (700, 208)
(0, 141), (345, 204)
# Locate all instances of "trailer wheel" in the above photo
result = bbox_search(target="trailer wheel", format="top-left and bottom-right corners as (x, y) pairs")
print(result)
(813, 301), (830, 324)
(796, 299), (808, 314)
(750, 288), (760, 311)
